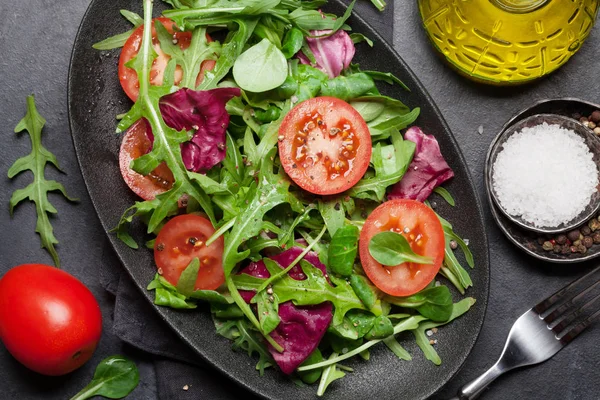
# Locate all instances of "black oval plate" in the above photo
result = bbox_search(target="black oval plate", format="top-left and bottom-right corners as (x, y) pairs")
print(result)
(68, 1), (490, 399)
(486, 98), (600, 264)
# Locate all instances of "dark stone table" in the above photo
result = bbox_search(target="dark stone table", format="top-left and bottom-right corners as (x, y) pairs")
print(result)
(0, 0), (598, 399)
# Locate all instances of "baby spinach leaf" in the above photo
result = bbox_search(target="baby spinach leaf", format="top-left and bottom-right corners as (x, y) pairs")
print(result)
(316, 354), (346, 397)
(69, 356), (139, 400)
(8, 95), (78, 268)
(369, 231), (434, 266)
(233, 38), (288, 93)
(386, 286), (453, 322)
(364, 315), (394, 340)
(281, 27), (304, 58)
(299, 348), (324, 384)
(328, 225), (359, 276)
(345, 310), (376, 338)
(349, 274), (379, 312)
(320, 73), (376, 101)
(412, 297), (476, 365)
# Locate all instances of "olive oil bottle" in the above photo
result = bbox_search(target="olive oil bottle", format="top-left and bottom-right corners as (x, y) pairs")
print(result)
(418, 0), (599, 84)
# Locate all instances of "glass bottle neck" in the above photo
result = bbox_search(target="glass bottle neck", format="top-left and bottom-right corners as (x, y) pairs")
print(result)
(491, 0), (550, 13)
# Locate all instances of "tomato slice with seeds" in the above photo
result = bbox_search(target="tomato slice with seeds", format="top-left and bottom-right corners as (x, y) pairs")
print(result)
(359, 199), (445, 297)
(119, 118), (174, 200)
(118, 17), (216, 102)
(154, 214), (225, 291)
(278, 96), (372, 195)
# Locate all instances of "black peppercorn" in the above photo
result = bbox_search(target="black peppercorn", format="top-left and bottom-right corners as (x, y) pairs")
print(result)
(591, 110), (600, 123)
(581, 226), (592, 236)
(567, 230), (581, 242)
(583, 236), (594, 248)
(593, 232), (600, 244)
(555, 235), (567, 245)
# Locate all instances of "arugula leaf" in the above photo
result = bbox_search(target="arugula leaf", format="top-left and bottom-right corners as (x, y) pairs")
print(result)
(298, 315), (426, 372)
(222, 148), (295, 277)
(433, 186), (456, 206)
(369, 0), (387, 11)
(412, 297), (476, 365)
(8, 95), (78, 268)
(68, 356), (139, 400)
(320, 73), (376, 101)
(385, 286), (453, 322)
(114, 0), (217, 241)
(214, 318), (274, 376)
(327, 225), (359, 277)
(233, 38), (288, 92)
(318, 198), (345, 238)
(363, 70), (409, 91)
(369, 231), (434, 266)
(383, 336), (411, 360)
(435, 212), (474, 293)
(316, 354), (346, 397)
(92, 10), (143, 50)
(349, 33), (373, 47)
(256, 290), (281, 335)
(154, 23), (220, 89)
(347, 130), (415, 201)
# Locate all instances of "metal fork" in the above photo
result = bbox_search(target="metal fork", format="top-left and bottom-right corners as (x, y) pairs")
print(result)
(451, 266), (600, 400)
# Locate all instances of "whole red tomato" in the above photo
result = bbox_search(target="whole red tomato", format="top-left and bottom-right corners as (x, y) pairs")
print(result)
(0, 264), (102, 375)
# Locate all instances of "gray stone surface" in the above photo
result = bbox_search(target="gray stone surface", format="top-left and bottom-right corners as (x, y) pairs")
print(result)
(0, 0), (598, 398)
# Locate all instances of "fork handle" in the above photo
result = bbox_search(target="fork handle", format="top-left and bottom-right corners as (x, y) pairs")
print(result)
(454, 362), (505, 400)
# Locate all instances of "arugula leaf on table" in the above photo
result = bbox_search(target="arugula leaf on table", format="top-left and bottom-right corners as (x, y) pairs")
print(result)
(348, 130), (415, 201)
(412, 297), (476, 365)
(92, 9), (143, 50)
(385, 286), (453, 322)
(8, 95), (78, 268)
(68, 356), (139, 400)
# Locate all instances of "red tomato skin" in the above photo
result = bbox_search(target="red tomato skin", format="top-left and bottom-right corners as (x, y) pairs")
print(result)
(118, 18), (216, 102)
(278, 96), (372, 195)
(359, 199), (445, 297)
(119, 118), (175, 200)
(154, 214), (225, 291)
(0, 264), (102, 376)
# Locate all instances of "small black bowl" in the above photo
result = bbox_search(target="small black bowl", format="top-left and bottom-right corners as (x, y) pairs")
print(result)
(487, 113), (600, 234)
(486, 98), (600, 263)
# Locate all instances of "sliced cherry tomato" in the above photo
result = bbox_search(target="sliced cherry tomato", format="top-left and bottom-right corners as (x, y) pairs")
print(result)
(119, 118), (174, 200)
(278, 96), (372, 195)
(359, 199), (445, 297)
(0, 264), (102, 376)
(118, 17), (216, 101)
(154, 214), (225, 291)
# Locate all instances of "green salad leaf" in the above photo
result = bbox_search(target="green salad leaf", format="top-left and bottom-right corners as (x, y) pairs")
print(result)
(327, 224), (359, 277)
(233, 38), (288, 92)
(369, 231), (434, 266)
(386, 286), (453, 322)
(69, 356), (139, 400)
(8, 95), (78, 268)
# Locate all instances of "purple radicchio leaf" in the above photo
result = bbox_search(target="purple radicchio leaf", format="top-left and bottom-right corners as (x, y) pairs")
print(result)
(297, 29), (355, 79)
(388, 126), (454, 202)
(238, 247), (333, 375)
(158, 87), (241, 172)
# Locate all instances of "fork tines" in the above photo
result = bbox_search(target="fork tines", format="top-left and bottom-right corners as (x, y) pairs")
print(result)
(532, 266), (600, 343)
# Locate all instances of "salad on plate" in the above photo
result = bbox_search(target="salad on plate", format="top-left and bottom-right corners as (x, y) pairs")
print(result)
(94, 0), (476, 395)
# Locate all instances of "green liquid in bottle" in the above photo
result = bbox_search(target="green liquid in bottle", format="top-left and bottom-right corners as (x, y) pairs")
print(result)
(418, 0), (599, 84)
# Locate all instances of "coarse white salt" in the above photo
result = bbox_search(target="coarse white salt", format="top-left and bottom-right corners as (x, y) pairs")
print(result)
(492, 122), (599, 228)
